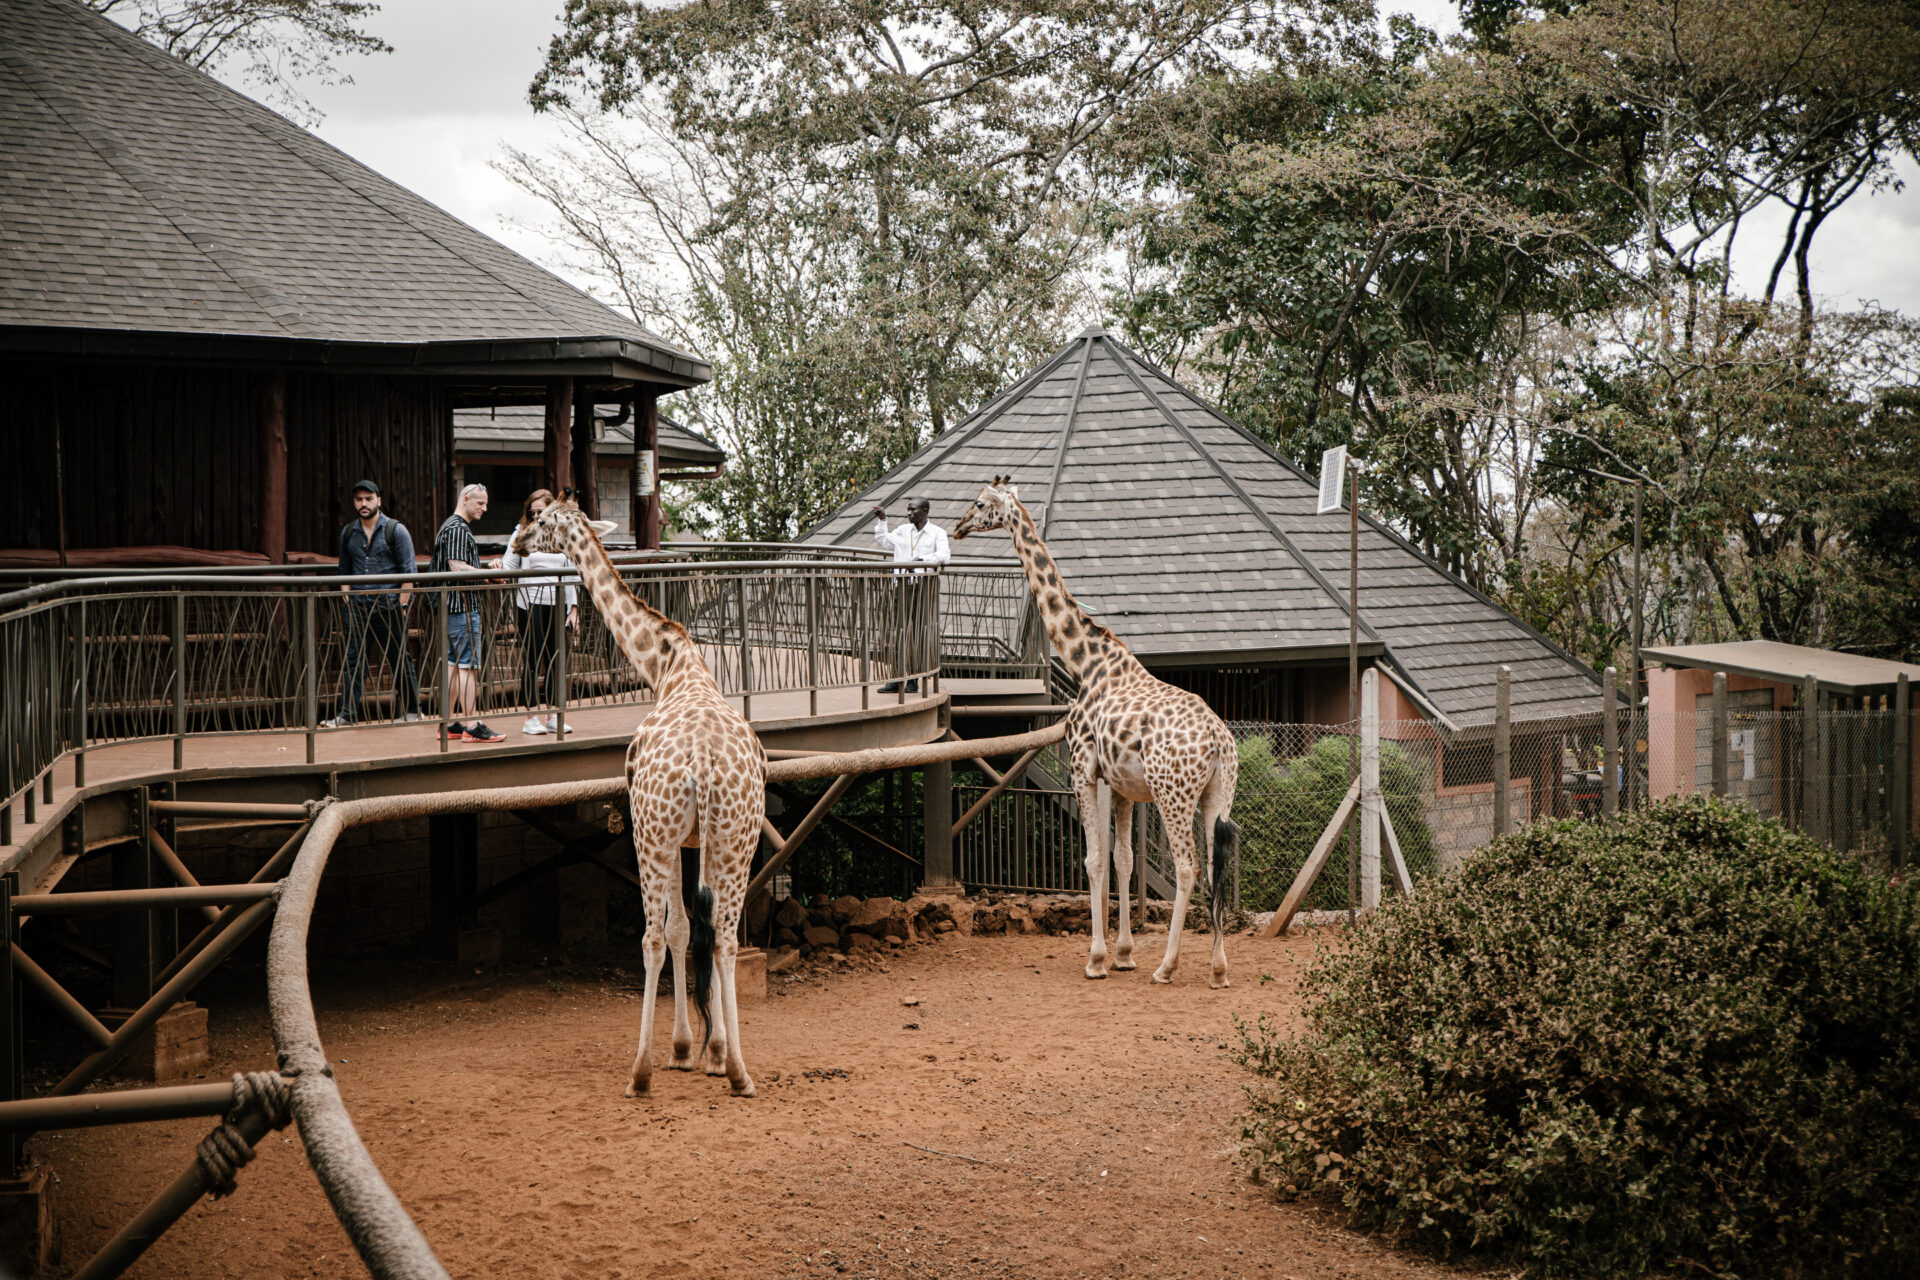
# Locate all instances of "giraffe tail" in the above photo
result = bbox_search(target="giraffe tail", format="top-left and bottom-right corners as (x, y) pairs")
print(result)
(682, 851), (717, 1056)
(1210, 815), (1239, 937)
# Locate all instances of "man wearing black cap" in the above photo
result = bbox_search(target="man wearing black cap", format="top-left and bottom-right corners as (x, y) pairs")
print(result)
(323, 480), (419, 727)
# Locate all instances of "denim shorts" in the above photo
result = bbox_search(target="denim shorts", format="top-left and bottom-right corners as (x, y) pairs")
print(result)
(447, 610), (482, 670)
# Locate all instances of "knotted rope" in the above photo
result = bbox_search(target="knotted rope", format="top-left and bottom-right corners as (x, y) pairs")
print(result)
(196, 1071), (295, 1198)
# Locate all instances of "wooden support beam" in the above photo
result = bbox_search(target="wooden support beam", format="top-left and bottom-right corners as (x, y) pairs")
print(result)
(258, 371), (287, 564)
(571, 393), (598, 518)
(764, 721), (1064, 784)
(544, 377), (574, 495)
(951, 744), (1044, 838)
(1379, 803), (1414, 896)
(1257, 777), (1361, 939)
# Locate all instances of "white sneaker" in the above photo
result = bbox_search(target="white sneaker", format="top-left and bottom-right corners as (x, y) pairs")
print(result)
(522, 716), (550, 736)
(319, 716), (352, 729)
(544, 714), (561, 734)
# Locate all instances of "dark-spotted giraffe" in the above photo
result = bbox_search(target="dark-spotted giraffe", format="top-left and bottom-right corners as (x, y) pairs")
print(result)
(953, 478), (1240, 986)
(520, 499), (765, 1094)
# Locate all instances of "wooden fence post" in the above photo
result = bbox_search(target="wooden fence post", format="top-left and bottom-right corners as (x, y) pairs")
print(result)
(1602, 666), (1618, 820)
(1711, 671), (1729, 798)
(1492, 665), (1511, 840)
(1895, 673), (1910, 871)
(1360, 668), (1380, 912)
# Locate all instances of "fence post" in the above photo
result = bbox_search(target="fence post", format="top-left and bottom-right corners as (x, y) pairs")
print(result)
(1492, 665), (1511, 840)
(807, 572), (820, 718)
(1360, 668), (1381, 912)
(438, 591), (451, 753)
(1896, 673), (1910, 871)
(1602, 666), (1618, 819)
(1802, 674), (1820, 840)
(74, 597), (87, 788)
(736, 576), (752, 722)
(1711, 671), (1729, 798)
(303, 594), (318, 764)
(555, 584), (569, 741)
(171, 590), (186, 770)
(858, 575), (871, 711)
(0, 873), (17, 1179)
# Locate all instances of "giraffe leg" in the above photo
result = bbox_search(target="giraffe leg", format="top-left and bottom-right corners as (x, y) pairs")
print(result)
(1080, 777), (1112, 980)
(716, 934), (755, 1096)
(1151, 782), (1203, 985)
(1111, 798), (1136, 970)
(665, 855), (697, 1070)
(702, 978), (728, 1075)
(626, 869), (673, 1097)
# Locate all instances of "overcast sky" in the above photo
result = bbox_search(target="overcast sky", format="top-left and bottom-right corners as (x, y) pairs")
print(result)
(266, 0), (1920, 318)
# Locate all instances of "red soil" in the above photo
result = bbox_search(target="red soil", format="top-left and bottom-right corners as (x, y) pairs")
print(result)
(44, 929), (1474, 1279)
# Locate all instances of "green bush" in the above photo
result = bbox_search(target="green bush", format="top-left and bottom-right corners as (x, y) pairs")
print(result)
(1235, 796), (1920, 1278)
(1235, 733), (1438, 912)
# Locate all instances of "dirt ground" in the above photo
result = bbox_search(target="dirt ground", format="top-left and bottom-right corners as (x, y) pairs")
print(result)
(41, 928), (1470, 1280)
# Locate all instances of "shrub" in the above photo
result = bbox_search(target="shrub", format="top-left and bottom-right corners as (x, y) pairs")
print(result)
(1235, 733), (1438, 912)
(1235, 796), (1920, 1278)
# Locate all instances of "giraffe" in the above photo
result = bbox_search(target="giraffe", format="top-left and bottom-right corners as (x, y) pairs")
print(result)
(953, 477), (1241, 986)
(518, 499), (763, 1096)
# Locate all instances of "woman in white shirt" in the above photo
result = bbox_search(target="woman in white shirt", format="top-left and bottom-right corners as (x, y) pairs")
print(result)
(498, 489), (579, 735)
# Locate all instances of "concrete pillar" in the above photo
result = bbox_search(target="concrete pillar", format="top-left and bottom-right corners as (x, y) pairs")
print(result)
(633, 390), (661, 551)
(1711, 671), (1729, 798)
(1492, 665), (1511, 839)
(1360, 668), (1380, 913)
(1602, 666), (1618, 819)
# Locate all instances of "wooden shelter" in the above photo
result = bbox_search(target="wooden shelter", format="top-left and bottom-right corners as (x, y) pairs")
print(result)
(0, 0), (710, 567)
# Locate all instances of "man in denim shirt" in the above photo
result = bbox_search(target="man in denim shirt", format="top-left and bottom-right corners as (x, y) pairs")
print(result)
(323, 480), (419, 727)
(431, 483), (501, 742)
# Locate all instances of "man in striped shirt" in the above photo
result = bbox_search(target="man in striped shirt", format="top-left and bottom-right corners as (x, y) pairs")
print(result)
(431, 484), (502, 742)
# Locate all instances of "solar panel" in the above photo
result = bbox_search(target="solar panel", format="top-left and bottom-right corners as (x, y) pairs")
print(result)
(1317, 445), (1347, 513)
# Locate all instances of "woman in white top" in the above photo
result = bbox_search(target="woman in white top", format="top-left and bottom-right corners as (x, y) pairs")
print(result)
(498, 488), (579, 735)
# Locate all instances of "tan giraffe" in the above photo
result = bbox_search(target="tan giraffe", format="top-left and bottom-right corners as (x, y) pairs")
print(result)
(518, 499), (764, 1096)
(953, 477), (1240, 986)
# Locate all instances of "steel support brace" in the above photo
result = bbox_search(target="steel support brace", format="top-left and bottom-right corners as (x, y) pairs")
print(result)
(14, 885), (279, 916)
(12, 945), (111, 1049)
(154, 819), (311, 989)
(0, 1079), (249, 1132)
(742, 773), (863, 905)
(951, 745), (1045, 838)
(144, 825), (221, 924)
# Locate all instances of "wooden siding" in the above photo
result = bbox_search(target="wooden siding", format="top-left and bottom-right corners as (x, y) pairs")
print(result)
(8, 359), (451, 559)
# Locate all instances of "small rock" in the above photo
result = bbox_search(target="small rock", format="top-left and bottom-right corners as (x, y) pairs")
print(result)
(802, 925), (840, 949)
(903, 996), (921, 1007)
(766, 947), (801, 974)
(848, 932), (883, 954)
(829, 895), (863, 926)
(885, 935), (904, 948)
(934, 920), (956, 934)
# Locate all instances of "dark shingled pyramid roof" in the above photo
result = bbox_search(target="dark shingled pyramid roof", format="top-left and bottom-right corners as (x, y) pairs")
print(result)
(800, 326), (1600, 731)
(0, 0), (706, 382)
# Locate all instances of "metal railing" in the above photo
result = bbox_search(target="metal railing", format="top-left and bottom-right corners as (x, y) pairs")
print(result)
(0, 559), (1034, 835)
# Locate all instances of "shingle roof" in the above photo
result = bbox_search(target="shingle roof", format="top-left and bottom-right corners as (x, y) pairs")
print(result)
(454, 405), (726, 471)
(0, 0), (708, 383)
(799, 327), (1600, 730)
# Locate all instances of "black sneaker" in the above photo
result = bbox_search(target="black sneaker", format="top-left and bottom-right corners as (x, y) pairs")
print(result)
(462, 722), (503, 743)
(445, 721), (468, 739)
(878, 681), (903, 693)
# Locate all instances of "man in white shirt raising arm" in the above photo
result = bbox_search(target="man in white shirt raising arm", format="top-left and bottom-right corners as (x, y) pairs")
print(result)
(871, 497), (951, 571)
(870, 497), (949, 692)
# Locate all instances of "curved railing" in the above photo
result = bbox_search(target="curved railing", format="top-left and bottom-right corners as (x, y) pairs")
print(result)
(0, 556), (1035, 836)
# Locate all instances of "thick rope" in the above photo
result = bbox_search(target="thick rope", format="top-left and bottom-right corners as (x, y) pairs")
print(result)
(196, 1071), (295, 1198)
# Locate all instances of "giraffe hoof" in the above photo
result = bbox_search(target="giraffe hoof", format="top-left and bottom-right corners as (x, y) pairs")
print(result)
(625, 1079), (650, 1098)
(1084, 965), (1108, 980)
(1113, 957), (1137, 971)
(1210, 977), (1231, 989)
(668, 1053), (697, 1071)
(1150, 971), (1174, 985)
(731, 1076), (756, 1098)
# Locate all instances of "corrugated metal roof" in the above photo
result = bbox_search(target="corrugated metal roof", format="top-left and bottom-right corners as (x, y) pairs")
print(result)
(0, 0), (708, 382)
(798, 327), (1601, 728)
(1646, 641), (1920, 695)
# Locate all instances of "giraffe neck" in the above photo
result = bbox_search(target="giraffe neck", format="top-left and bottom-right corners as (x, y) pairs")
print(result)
(559, 517), (696, 696)
(1003, 499), (1134, 689)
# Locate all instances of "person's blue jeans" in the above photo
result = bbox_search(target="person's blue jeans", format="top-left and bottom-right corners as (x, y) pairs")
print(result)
(337, 597), (418, 723)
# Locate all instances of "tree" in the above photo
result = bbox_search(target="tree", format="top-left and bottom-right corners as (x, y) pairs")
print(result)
(520, 0), (1365, 538)
(89, 0), (390, 124)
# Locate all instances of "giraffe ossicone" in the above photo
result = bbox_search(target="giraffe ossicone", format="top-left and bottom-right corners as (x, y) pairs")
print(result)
(954, 477), (1241, 987)
(523, 497), (766, 1095)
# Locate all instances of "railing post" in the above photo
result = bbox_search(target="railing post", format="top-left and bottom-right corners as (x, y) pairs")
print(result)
(304, 593), (318, 765)
(438, 590), (451, 752)
(928, 573), (941, 695)
(1602, 666), (1618, 820)
(736, 576), (752, 722)
(858, 576), (871, 711)
(1896, 673), (1910, 871)
(1492, 664), (1511, 840)
(171, 590), (186, 770)
(895, 576), (907, 705)
(555, 584), (569, 740)
(1711, 671), (1729, 798)
(75, 597), (87, 788)
(1360, 667), (1380, 913)
(806, 572), (820, 718)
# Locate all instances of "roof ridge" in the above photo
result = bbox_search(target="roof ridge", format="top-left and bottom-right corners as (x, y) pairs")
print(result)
(1100, 332), (1602, 691)
(821, 334), (1089, 544)
(1098, 341), (1385, 648)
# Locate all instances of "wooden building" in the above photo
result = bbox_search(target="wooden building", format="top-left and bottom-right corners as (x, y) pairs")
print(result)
(0, 0), (710, 567)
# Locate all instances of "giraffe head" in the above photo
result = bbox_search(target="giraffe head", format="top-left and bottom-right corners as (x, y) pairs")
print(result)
(952, 475), (1021, 541)
(517, 494), (617, 557)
